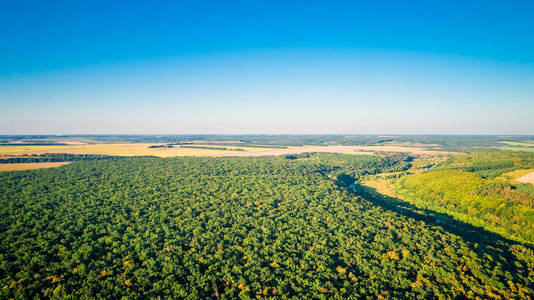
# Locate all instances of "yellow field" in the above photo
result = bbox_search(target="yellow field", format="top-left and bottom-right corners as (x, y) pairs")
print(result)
(0, 162), (71, 172)
(0, 144), (456, 158)
(497, 169), (534, 186)
(360, 178), (399, 198)
(517, 171), (534, 185)
(0, 144), (281, 157)
(496, 169), (534, 183)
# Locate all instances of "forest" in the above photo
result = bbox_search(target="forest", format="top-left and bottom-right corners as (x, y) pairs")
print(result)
(1, 153), (533, 298)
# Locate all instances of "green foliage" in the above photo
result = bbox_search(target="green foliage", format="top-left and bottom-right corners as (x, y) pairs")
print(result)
(477, 182), (534, 208)
(397, 152), (534, 244)
(306, 153), (411, 181)
(284, 153), (311, 160)
(179, 145), (245, 151)
(438, 152), (534, 178)
(0, 155), (532, 298)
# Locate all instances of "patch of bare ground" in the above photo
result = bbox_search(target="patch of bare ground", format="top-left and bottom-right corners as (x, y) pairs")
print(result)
(517, 171), (534, 185)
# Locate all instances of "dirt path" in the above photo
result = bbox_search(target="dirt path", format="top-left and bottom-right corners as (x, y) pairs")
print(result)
(517, 171), (534, 185)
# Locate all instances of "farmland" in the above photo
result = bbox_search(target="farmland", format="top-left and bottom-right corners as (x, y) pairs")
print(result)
(518, 171), (534, 185)
(0, 162), (70, 172)
(0, 143), (455, 159)
(0, 143), (280, 157)
(499, 141), (534, 147)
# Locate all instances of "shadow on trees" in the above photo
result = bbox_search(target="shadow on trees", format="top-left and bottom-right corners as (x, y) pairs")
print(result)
(347, 181), (533, 277)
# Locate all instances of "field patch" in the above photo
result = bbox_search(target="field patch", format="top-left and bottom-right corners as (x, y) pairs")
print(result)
(213, 145), (455, 157)
(517, 171), (534, 185)
(361, 178), (398, 198)
(498, 141), (534, 152)
(0, 144), (455, 158)
(0, 162), (70, 172)
(500, 146), (534, 152)
(0, 143), (280, 157)
(499, 141), (534, 147)
(212, 146), (366, 157)
(497, 169), (534, 182)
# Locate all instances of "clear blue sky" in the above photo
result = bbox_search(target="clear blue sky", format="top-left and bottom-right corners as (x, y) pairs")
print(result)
(1, 0), (533, 134)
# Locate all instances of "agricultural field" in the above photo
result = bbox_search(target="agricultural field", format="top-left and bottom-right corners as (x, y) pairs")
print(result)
(0, 142), (455, 160)
(0, 162), (70, 172)
(0, 143), (281, 158)
(499, 141), (534, 147)
(500, 146), (534, 152)
(517, 171), (534, 185)
(496, 168), (534, 184)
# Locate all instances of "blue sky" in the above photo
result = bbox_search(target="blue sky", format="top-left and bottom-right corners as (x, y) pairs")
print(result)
(1, 0), (533, 134)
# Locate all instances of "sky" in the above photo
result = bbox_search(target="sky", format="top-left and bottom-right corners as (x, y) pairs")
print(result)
(1, 0), (533, 134)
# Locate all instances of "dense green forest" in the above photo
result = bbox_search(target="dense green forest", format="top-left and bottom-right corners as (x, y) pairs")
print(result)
(397, 152), (534, 244)
(1, 154), (533, 298)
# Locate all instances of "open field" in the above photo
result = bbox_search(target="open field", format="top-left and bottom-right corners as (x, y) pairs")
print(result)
(498, 140), (534, 152)
(212, 146), (372, 157)
(360, 178), (398, 198)
(500, 146), (534, 152)
(213, 145), (456, 157)
(351, 145), (456, 155)
(0, 144), (457, 158)
(517, 171), (534, 185)
(0, 144), (280, 157)
(374, 141), (443, 147)
(0, 162), (70, 172)
(499, 141), (534, 147)
(497, 169), (534, 182)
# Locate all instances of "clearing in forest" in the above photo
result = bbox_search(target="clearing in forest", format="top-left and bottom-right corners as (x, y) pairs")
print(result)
(517, 171), (534, 185)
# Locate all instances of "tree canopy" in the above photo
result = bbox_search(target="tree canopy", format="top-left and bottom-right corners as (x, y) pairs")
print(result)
(0, 154), (533, 298)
